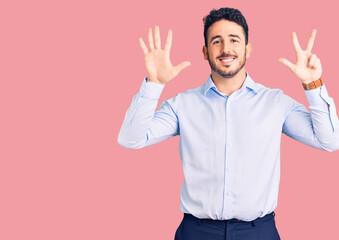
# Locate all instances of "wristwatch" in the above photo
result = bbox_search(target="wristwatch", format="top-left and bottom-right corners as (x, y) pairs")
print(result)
(302, 78), (323, 90)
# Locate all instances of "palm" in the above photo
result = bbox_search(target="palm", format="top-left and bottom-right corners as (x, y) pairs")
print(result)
(144, 49), (175, 83)
(139, 26), (191, 84)
(279, 29), (322, 83)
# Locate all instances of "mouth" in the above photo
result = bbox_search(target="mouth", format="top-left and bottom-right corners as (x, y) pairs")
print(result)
(218, 56), (236, 64)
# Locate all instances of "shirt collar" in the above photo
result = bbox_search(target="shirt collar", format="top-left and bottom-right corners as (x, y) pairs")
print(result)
(203, 73), (260, 96)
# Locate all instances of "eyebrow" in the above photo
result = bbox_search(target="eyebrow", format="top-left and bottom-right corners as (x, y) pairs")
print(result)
(210, 34), (241, 43)
(229, 34), (241, 39)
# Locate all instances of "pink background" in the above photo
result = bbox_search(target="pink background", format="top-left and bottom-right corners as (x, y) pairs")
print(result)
(1, 0), (338, 239)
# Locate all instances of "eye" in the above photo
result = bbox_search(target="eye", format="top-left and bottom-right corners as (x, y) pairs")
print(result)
(231, 39), (238, 43)
(213, 40), (220, 45)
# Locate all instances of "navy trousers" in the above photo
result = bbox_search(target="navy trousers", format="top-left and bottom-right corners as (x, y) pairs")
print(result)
(174, 212), (281, 240)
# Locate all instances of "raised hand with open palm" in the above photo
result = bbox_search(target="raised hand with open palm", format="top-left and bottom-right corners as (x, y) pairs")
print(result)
(139, 26), (191, 85)
(279, 29), (322, 84)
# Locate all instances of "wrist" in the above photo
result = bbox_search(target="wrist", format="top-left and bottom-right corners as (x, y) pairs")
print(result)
(302, 77), (323, 90)
(147, 77), (165, 85)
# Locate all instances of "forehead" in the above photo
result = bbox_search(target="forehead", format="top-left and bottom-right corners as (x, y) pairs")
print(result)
(207, 19), (245, 39)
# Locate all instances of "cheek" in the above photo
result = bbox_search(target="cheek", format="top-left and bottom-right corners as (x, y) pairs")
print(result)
(207, 50), (214, 60)
(236, 48), (246, 59)
(209, 48), (221, 59)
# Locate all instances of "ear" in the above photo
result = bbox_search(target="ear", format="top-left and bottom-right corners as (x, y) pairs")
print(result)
(202, 45), (208, 60)
(245, 42), (252, 59)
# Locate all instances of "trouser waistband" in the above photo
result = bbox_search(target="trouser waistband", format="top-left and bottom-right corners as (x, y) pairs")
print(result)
(183, 212), (275, 227)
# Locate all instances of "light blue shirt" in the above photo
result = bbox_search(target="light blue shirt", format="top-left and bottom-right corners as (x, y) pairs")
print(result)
(118, 74), (339, 221)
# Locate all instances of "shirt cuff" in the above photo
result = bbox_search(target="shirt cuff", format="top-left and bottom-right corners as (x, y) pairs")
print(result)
(139, 78), (165, 99)
(305, 84), (338, 131)
(305, 84), (327, 106)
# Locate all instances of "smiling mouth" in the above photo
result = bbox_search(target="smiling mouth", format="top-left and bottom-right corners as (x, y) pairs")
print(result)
(219, 57), (236, 64)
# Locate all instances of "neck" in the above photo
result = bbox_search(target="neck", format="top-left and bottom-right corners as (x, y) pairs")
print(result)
(211, 69), (247, 96)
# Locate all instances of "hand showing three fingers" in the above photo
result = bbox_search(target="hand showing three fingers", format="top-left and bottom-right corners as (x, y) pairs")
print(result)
(279, 29), (322, 84)
(139, 26), (191, 85)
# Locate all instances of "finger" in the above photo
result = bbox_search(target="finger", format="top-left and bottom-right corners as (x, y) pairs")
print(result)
(314, 58), (321, 69)
(278, 58), (296, 72)
(307, 54), (317, 68)
(139, 38), (148, 54)
(148, 28), (154, 50)
(306, 29), (317, 53)
(292, 32), (302, 53)
(164, 29), (173, 53)
(174, 61), (191, 74)
(154, 25), (161, 49)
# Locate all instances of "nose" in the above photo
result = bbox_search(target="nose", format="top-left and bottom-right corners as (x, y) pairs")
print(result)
(221, 42), (231, 54)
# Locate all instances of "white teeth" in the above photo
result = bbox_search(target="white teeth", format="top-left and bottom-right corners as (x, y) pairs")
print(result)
(221, 58), (234, 63)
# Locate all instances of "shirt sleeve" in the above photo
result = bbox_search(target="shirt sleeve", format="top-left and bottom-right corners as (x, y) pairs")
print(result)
(282, 84), (339, 152)
(117, 78), (179, 149)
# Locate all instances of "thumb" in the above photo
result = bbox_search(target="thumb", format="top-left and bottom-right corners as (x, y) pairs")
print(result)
(278, 58), (295, 73)
(173, 61), (191, 75)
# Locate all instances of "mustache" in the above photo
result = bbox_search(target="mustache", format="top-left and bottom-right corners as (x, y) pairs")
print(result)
(217, 53), (237, 59)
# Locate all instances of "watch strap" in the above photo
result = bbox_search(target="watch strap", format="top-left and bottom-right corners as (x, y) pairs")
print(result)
(302, 78), (323, 90)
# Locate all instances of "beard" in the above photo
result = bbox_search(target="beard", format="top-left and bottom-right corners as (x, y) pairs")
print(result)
(207, 51), (246, 79)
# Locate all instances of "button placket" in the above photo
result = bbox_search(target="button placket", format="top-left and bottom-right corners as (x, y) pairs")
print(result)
(223, 98), (235, 217)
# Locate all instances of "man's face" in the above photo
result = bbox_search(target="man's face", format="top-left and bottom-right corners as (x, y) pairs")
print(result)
(203, 20), (252, 79)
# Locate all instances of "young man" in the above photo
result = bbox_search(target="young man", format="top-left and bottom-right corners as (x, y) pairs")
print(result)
(118, 7), (339, 240)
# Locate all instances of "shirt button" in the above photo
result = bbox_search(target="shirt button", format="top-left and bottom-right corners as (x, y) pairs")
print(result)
(227, 192), (232, 196)
(227, 167), (231, 171)
(229, 119), (232, 122)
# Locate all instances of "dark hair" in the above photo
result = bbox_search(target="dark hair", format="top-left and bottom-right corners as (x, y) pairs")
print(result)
(203, 8), (249, 47)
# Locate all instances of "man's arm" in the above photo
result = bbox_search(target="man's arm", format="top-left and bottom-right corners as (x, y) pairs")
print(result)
(117, 79), (180, 149)
(282, 85), (339, 151)
(279, 29), (339, 151)
(118, 26), (190, 149)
